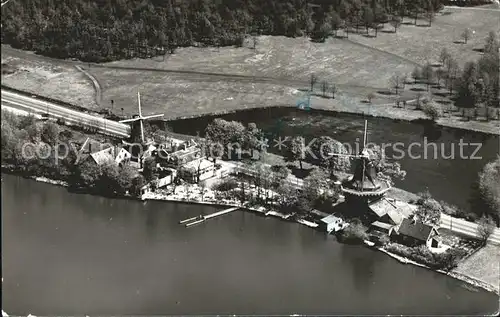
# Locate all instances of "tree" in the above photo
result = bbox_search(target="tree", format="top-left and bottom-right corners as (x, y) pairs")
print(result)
(130, 175), (146, 197)
(341, 219), (368, 243)
(276, 182), (299, 212)
(484, 31), (499, 54)
(286, 136), (305, 170)
(455, 61), (481, 109)
(117, 163), (136, 194)
(302, 168), (329, 204)
(77, 160), (101, 189)
(415, 195), (442, 226)
(321, 80), (328, 97)
(331, 84), (337, 98)
(143, 156), (157, 182)
(41, 122), (59, 145)
(331, 12), (343, 37)
(421, 63), (434, 90)
(312, 136), (350, 176)
(389, 73), (405, 94)
(422, 100), (441, 121)
(390, 16), (402, 33)
(445, 57), (460, 94)
(367, 92), (375, 103)
(435, 68), (446, 89)
(477, 216), (496, 245)
(362, 7), (374, 35)
(478, 156), (500, 222)
(310, 74), (318, 92)
(426, 8), (435, 27)
(461, 28), (472, 44)
(411, 66), (421, 84)
(439, 48), (450, 67)
(365, 145), (406, 185)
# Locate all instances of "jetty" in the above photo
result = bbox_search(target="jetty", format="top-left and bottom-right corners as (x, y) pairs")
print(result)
(181, 207), (240, 227)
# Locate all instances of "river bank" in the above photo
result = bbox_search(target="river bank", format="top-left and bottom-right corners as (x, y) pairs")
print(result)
(3, 169), (498, 297)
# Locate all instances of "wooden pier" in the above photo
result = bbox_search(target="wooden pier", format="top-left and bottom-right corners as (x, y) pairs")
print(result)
(180, 207), (240, 227)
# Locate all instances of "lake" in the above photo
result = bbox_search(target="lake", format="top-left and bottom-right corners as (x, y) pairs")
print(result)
(166, 107), (499, 211)
(2, 175), (498, 315)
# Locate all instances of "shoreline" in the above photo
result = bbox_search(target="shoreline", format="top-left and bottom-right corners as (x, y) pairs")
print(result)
(376, 247), (500, 295)
(2, 170), (498, 296)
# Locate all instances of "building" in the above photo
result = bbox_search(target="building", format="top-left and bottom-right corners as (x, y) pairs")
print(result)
(153, 139), (201, 168)
(318, 213), (347, 233)
(392, 218), (440, 248)
(368, 198), (404, 225)
(178, 158), (216, 183)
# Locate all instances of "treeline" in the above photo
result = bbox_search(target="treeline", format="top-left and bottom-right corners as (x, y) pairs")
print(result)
(1, 0), (443, 62)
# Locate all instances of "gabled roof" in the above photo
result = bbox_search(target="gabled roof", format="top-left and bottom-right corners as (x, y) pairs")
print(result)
(369, 198), (391, 217)
(320, 214), (343, 224)
(90, 147), (114, 166)
(397, 218), (439, 241)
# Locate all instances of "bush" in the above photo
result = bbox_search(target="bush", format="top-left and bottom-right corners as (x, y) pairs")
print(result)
(477, 215), (496, 245)
(341, 220), (368, 244)
(422, 101), (441, 121)
(385, 243), (467, 271)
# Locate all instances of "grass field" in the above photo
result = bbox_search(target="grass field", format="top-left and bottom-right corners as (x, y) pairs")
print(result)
(1, 47), (96, 109)
(347, 7), (500, 67)
(1, 7), (498, 134)
(455, 243), (500, 293)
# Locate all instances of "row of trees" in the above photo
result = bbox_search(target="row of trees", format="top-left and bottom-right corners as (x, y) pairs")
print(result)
(1, 0), (445, 62)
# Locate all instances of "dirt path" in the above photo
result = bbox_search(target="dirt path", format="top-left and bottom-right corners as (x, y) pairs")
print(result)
(75, 65), (102, 106)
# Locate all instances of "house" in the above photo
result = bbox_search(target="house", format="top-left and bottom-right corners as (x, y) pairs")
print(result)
(153, 139), (200, 167)
(368, 198), (404, 225)
(179, 158), (215, 183)
(368, 221), (396, 243)
(318, 213), (347, 233)
(393, 218), (440, 248)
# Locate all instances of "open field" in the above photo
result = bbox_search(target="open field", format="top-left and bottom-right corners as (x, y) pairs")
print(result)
(455, 243), (500, 293)
(1, 6), (498, 134)
(346, 6), (500, 67)
(1, 48), (96, 109)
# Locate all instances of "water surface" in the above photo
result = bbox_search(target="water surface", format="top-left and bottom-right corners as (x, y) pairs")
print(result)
(2, 175), (498, 315)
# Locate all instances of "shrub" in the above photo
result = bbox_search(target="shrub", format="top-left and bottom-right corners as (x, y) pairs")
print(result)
(385, 243), (467, 271)
(422, 101), (441, 121)
(341, 220), (368, 244)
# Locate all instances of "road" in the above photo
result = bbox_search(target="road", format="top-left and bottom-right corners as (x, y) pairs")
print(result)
(440, 214), (500, 245)
(1, 89), (130, 138)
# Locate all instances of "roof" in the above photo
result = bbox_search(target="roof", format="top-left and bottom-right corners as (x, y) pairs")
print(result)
(370, 221), (394, 230)
(184, 158), (213, 170)
(397, 218), (439, 241)
(311, 209), (331, 218)
(320, 214), (343, 224)
(90, 147), (114, 165)
(369, 198), (392, 217)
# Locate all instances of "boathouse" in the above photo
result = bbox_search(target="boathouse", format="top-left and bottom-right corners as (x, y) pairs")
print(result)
(392, 218), (440, 248)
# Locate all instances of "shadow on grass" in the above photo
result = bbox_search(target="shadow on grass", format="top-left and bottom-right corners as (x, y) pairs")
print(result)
(410, 87), (426, 92)
(434, 91), (450, 98)
(472, 47), (484, 53)
(381, 29), (395, 34)
(377, 90), (393, 96)
(453, 40), (464, 44)
(287, 165), (313, 179)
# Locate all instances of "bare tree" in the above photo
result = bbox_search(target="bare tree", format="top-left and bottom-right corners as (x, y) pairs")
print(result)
(389, 74), (404, 95)
(321, 81), (329, 97)
(439, 48), (450, 66)
(367, 92), (375, 103)
(252, 34), (258, 49)
(310, 74), (318, 92)
(390, 16), (402, 33)
(331, 84), (337, 99)
(461, 28), (472, 44)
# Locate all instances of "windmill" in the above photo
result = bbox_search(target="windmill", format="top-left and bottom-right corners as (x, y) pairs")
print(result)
(119, 92), (164, 144)
(327, 120), (390, 199)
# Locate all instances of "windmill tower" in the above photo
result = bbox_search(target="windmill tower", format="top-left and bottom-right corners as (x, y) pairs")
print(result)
(119, 92), (164, 144)
(329, 120), (391, 205)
